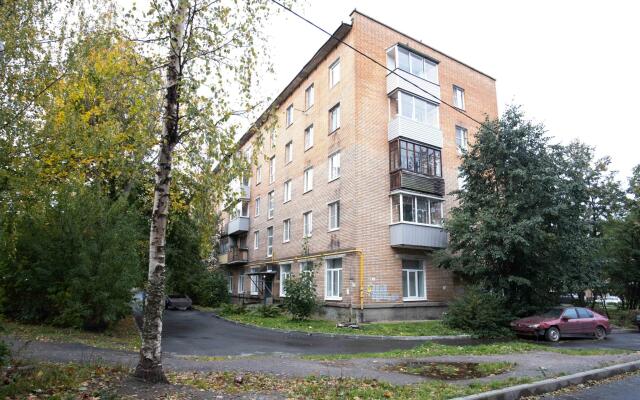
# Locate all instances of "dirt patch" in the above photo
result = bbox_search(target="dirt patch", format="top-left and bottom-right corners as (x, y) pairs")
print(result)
(385, 361), (514, 380)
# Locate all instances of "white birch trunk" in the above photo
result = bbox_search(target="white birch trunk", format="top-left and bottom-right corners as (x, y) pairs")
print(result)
(134, 0), (189, 383)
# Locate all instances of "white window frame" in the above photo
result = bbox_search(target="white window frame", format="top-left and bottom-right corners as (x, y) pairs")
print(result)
(328, 201), (340, 231)
(453, 85), (465, 110)
(329, 103), (341, 133)
(397, 91), (439, 128)
(269, 156), (276, 183)
(255, 196), (261, 217)
(266, 227), (273, 257)
(305, 84), (314, 110)
(303, 167), (313, 193)
(304, 124), (314, 151)
(455, 126), (468, 153)
(256, 164), (262, 185)
(267, 190), (274, 219)
(227, 272), (233, 294)
(303, 211), (313, 238)
(402, 260), (426, 301)
(328, 151), (341, 182)
(286, 104), (294, 127)
(280, 263), (292, 297)
(390, 192), (444, 227)
(283, 219), (291, 243)
(329, 58), (340, 88)
(300, 261), (313, 275)
(325, 257), (342, 300)
(387, 45), (439, 83)
(253, 230), (259, 250)
(238, 273), (245, 294)
(285, 141), (293, 164)
(283, 180), (292, 203)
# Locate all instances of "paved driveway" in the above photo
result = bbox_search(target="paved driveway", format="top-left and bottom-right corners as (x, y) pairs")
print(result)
(161, 309), (423, 357)
(541, 330), (640, 352)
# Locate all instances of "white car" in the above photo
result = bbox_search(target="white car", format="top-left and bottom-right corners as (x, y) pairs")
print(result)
(598, 295), (621, 305)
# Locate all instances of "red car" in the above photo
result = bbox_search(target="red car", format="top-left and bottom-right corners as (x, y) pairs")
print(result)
(511, 307), (611, 342)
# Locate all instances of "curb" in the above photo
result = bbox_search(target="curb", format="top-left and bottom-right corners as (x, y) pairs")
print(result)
(210, 312), (470, 341)
(452, 359), (640, 400)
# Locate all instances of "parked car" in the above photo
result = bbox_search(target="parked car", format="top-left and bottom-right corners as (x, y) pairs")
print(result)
(511, 306), (611, 342)
(596, 295), (622, 306)
(165, 294), (193, 311)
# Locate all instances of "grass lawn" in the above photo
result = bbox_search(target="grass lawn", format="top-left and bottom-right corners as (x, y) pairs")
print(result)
(218, 311), (462, 337)
(302, 340), (631, 361)
(2, 316), (141, 352)
(171, 370), (534, 400)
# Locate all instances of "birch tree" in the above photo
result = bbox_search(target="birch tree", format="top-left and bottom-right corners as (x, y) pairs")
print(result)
(129, 0), (284, 382)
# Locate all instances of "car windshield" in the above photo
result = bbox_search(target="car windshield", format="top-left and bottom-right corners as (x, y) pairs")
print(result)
(541, 308), (564, 318)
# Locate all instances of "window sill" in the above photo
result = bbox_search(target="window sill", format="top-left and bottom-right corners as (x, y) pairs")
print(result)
(283, 200), (291, 204)
(303, 234), (312, 239)
(403, 297), (427, 302)
(282, 240), (290, 244)
(328, 127), (340, 135)
(389, 221), (443, 229)
(328, 228), (340, 232)
(325, 297), (342, 301)
(328, 177), (340, 183)
(304, 145), (313, 152)
(303, 189), (313, 194)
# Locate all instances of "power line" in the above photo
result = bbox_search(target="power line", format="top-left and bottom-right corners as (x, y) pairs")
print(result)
(269, 0), (487, 128)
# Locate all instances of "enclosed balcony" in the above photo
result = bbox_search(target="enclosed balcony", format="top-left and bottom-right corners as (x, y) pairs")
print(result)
(228, 216), (250, 236)
(390, 170), (444, 197)
(389, 192), (447, 249)
(386, 44), (440, 103)
(390, 224), (447, 249)
(387, 91), (442, 148)
(387, 69), (440, 104)
(389, 138), (444, 196)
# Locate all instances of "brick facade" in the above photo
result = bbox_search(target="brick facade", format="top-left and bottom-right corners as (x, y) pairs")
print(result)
(219, 11), (498, 322)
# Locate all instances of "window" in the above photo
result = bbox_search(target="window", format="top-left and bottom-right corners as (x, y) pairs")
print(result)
(285, 141), (293, 164)
(283, 219), (291, 243)
(393, 91), (439, 128)
(269, 156), (275, 183)
(231, 200), (249, 219)
(303, 211), (312, 238)
(455, 126), (468, 153)
(389, 139), (442, 177)
(300, 261), (313, 275)
(303, 167), (313, 193)
(254, 197), (261, 216)
(387, 45), (438, 83)
(329, 58), (340, 87)
(325, 258), (342, 300)
(238, 273), (244, 294)
(250, 267), (260, 295)
(267, 191), (274, 219)
(304, 125), (314, 150)
(286, 104), (294, 127)
(328, 201), (340, 231)
(329, 103), (340, 133)
(227, 273), (233, 293)
(328, 152), (341, 181)
(305, 84), (314, 109)
(390, 193), (444, 226)
(270, 129), (276, 148)
(453, 85), (465, 110)
(253, 230), (259, 249)
(256, 164), (262, 185)
(577, 308), (594, 318)
(280, 264), (291, 296)
(402, 260), (425, 300)
(283, 180), (292, 203)
(563, 308), (578, 319)
(266, 227), (273, 257)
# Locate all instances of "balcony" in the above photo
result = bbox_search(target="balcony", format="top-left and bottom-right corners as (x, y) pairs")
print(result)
(387, 69), (440, 104)
(218, 252), (228, 265)
(220, 247), (249, 265)
(388, 116), (443, 148)
(227, 216), (250, 235)
(390, 170), (445, 197)
(239, 183), (250, 199)
(390, 223), (447, 249)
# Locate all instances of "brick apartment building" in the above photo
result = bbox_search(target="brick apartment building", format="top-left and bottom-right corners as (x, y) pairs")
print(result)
(218, 10), (498, 322)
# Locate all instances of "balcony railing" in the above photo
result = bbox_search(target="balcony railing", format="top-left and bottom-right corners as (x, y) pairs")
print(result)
(388, 116), (443, 148)
(387, 69), (440, 104)
(390, 170), (445, 196)
(390, 223), (447, 249)
(228, 216), (250, 235)
(220, 247), (249, 265)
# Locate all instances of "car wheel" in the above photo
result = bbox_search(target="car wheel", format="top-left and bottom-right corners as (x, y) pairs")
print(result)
(545, 327), (560, 342)
(594, 326), (607, 340)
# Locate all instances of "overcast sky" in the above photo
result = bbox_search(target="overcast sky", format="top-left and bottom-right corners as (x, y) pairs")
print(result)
(259, 0), (639, 183)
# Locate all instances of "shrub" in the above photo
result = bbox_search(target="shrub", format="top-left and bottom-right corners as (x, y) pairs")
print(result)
(218, 303), (246, 316)
(443, 287), (513, 338)
(196, 270), (229, 308)
(283, 269), (317, 320)
(250, 305), (281, 318)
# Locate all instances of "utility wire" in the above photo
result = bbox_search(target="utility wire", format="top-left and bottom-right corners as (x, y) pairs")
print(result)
(269, 0), (487, 128)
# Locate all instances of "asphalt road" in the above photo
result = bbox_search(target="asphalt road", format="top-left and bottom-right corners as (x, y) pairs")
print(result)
(161, 309), (424, 357)
(541, 329), (640, 352)
(543, 372), (640, 400)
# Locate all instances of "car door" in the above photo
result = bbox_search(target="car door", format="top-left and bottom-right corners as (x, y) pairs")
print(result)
(559, 307), (580, 335)
(576, 307), (597, 335)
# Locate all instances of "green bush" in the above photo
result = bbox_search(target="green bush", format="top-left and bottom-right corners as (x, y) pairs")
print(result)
(195, 270), (229, 308)
(0, 187), (143, 330)
(250, 305), (281, 318)
(283, 269), (317, 320)
(218, 303), (246, 316)
(443, 287), (513, 338)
